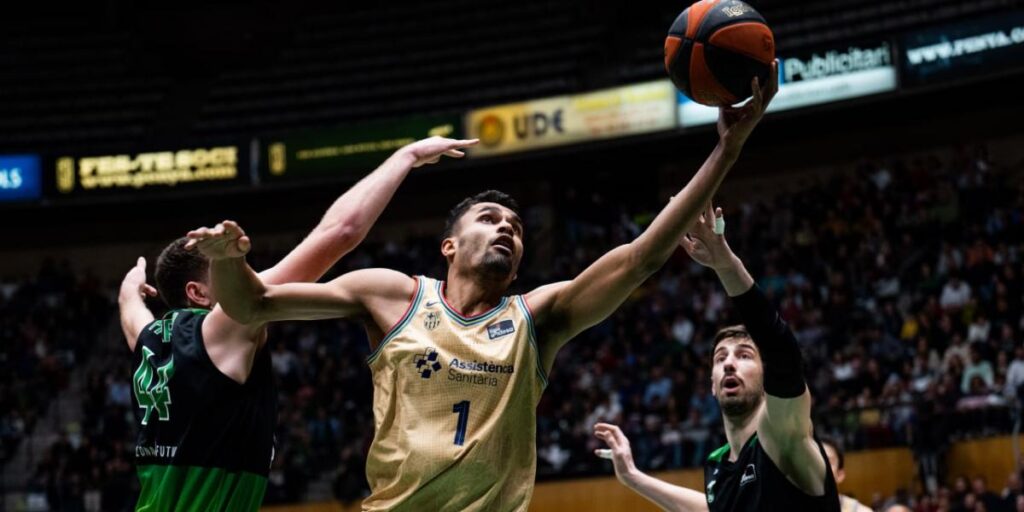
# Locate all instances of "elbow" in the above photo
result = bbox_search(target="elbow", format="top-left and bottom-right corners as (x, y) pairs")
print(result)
(625, 242), (665, 279)
(320, 220), (362, 254)
(220, 295), (265, 325)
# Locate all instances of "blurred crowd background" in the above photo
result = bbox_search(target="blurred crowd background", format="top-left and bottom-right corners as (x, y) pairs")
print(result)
(6, 139), (1024, 511)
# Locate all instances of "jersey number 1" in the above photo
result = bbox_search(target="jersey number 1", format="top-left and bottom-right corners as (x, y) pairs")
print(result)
(452, 400), (470, 446)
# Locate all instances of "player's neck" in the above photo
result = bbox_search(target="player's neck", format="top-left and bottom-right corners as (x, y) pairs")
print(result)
(721, 404), (762, 462)
(443, 270), (506, 317)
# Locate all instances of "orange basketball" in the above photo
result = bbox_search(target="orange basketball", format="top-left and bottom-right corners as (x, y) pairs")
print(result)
(664, 0), (775, 106)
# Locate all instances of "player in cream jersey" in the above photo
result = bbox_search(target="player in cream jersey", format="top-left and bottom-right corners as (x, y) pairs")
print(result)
(188, 68), (775, 512)
(364, 277), (546, 509)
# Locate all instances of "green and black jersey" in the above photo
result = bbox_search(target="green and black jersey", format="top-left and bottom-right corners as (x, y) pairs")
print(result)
(703, 434), (840, 512)
(131, 309), (277, 512)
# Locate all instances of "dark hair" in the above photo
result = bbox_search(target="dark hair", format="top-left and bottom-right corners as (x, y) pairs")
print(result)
(712, 325), (752, 350)
(819, 435), (844, 469)
(155, 237), (209, 309)
(442, 190), (521, 239)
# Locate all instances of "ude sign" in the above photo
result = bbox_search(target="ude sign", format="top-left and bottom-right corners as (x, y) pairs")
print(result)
(466, 80), (677, 157)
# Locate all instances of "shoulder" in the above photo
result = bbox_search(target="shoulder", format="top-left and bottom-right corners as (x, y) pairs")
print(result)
(523, 281), (570, 319)
(334, 268), (416, 296)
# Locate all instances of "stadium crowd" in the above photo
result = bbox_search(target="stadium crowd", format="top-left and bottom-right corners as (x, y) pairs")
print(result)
(9, 141), (1024, 510)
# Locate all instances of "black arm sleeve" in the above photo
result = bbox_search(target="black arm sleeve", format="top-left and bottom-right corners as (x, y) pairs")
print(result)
(731, 284), (806, 398)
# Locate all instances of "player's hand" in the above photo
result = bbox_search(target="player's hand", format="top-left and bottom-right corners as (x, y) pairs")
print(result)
(397, 136), (479, 168)
(594, 423), (640, 486)
(120, 257), (158, 300)
(681, 202), (738, 271)
(717, 59), (779, 151)
(185, 220), (251, 260)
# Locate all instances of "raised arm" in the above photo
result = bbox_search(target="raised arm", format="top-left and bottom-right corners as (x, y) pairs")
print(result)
(187, 221), (414, 326)
(259, 136), (478, 285)
(594, 423), (708, 512)
(527, 64), (778, 367)
(118, 257), (157, 352)
(682, 204), (826, 496)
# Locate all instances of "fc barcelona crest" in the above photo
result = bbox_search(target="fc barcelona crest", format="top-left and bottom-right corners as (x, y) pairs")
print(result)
(423, 311), (440, 330)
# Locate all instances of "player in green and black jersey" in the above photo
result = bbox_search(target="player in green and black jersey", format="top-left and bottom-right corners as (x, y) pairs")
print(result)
(594, 203), (840, 512)
(117, 137), (478, 511)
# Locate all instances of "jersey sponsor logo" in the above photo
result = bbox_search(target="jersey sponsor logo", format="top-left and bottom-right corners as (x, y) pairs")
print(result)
(447, 358), (515, 388)
(414, 348), (443, 378)
(423, 311), (441, 330)
(740, 463), (757, 486)
(486, 319), (515, 340)
(135, 443), (179, 459)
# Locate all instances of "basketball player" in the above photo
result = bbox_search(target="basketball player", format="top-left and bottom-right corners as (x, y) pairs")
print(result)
(185, 68), (778, 511)
(117, 136), (478, 511)
(821, 437), (872, 512)
(593, 202), (840, 511)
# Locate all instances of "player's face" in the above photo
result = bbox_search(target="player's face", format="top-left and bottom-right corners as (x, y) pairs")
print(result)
(710, 337), (764, 418)
(447, 202), (524, 282)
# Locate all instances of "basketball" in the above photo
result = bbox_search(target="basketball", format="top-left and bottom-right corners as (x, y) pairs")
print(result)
(665, 0), (775, 106)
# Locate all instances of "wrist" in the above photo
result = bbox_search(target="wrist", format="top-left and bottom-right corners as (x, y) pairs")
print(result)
(712, 254), (743, 274)
(620, 465), (643, 488)
(718, 137), (744, 159)
(392, 147), (419, 168)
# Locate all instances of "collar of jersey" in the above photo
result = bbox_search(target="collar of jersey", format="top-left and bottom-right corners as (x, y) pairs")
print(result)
(437, 280), (510, 326)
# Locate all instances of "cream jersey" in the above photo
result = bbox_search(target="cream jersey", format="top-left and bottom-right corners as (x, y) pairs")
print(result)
(363, 276), (548, 512)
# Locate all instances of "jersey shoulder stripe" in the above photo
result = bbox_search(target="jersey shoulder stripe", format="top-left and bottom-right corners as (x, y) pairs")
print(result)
(367, 276), (424, 364)
(515, 294), (548, 387)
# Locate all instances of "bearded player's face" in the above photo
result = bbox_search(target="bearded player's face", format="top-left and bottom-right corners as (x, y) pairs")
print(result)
(446, 202), (524, 282)
(710, 337), (765, 417)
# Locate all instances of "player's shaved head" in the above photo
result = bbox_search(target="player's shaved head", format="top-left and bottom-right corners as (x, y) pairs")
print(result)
(155, 237), (209, 309)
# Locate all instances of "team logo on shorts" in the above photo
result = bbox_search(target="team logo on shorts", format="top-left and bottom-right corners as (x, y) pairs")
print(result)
(423, 311), (440, 330)
(413, 348), (443, 379)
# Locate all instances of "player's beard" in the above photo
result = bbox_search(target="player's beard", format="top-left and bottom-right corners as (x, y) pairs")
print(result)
(718, 385), (763, 418)
(480, 249), (513, 280)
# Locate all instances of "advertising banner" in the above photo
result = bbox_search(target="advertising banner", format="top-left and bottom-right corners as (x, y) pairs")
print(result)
(900, 11), (1024, 86)
(0, 154), (42, 202)
(466, 80), (677, 157)
(262, 115), (461, 181)
(678, 41), (897, 127)
(51, 145), (247, 198)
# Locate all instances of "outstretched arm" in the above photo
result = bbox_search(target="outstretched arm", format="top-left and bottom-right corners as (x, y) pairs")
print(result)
(118, 257), (157, 352)
(682, 204), (825, 496)
(193, 137), (473, 352)
(594, 423), (708, 512)
(187, 221), (414, 326)
(260, 136), (478, 285)
(527, 64), (778, 368)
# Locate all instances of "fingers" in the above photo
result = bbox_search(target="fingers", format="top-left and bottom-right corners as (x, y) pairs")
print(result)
(749, 75), (763, 111)
(451, 138), (479, 148)
(443, 149), (465, 158)
(706, 201), (715, 222)
(136, 256), (146, 270)
(237, 235), (252, 254)
(143, 284), (158, 297)
(765, 59), (780, 101)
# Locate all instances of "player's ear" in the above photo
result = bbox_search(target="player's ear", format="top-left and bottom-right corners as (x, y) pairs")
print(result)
(185, 281), (213, 308)
(835, 467), (846, 484)
(441, 237), (456, 260)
